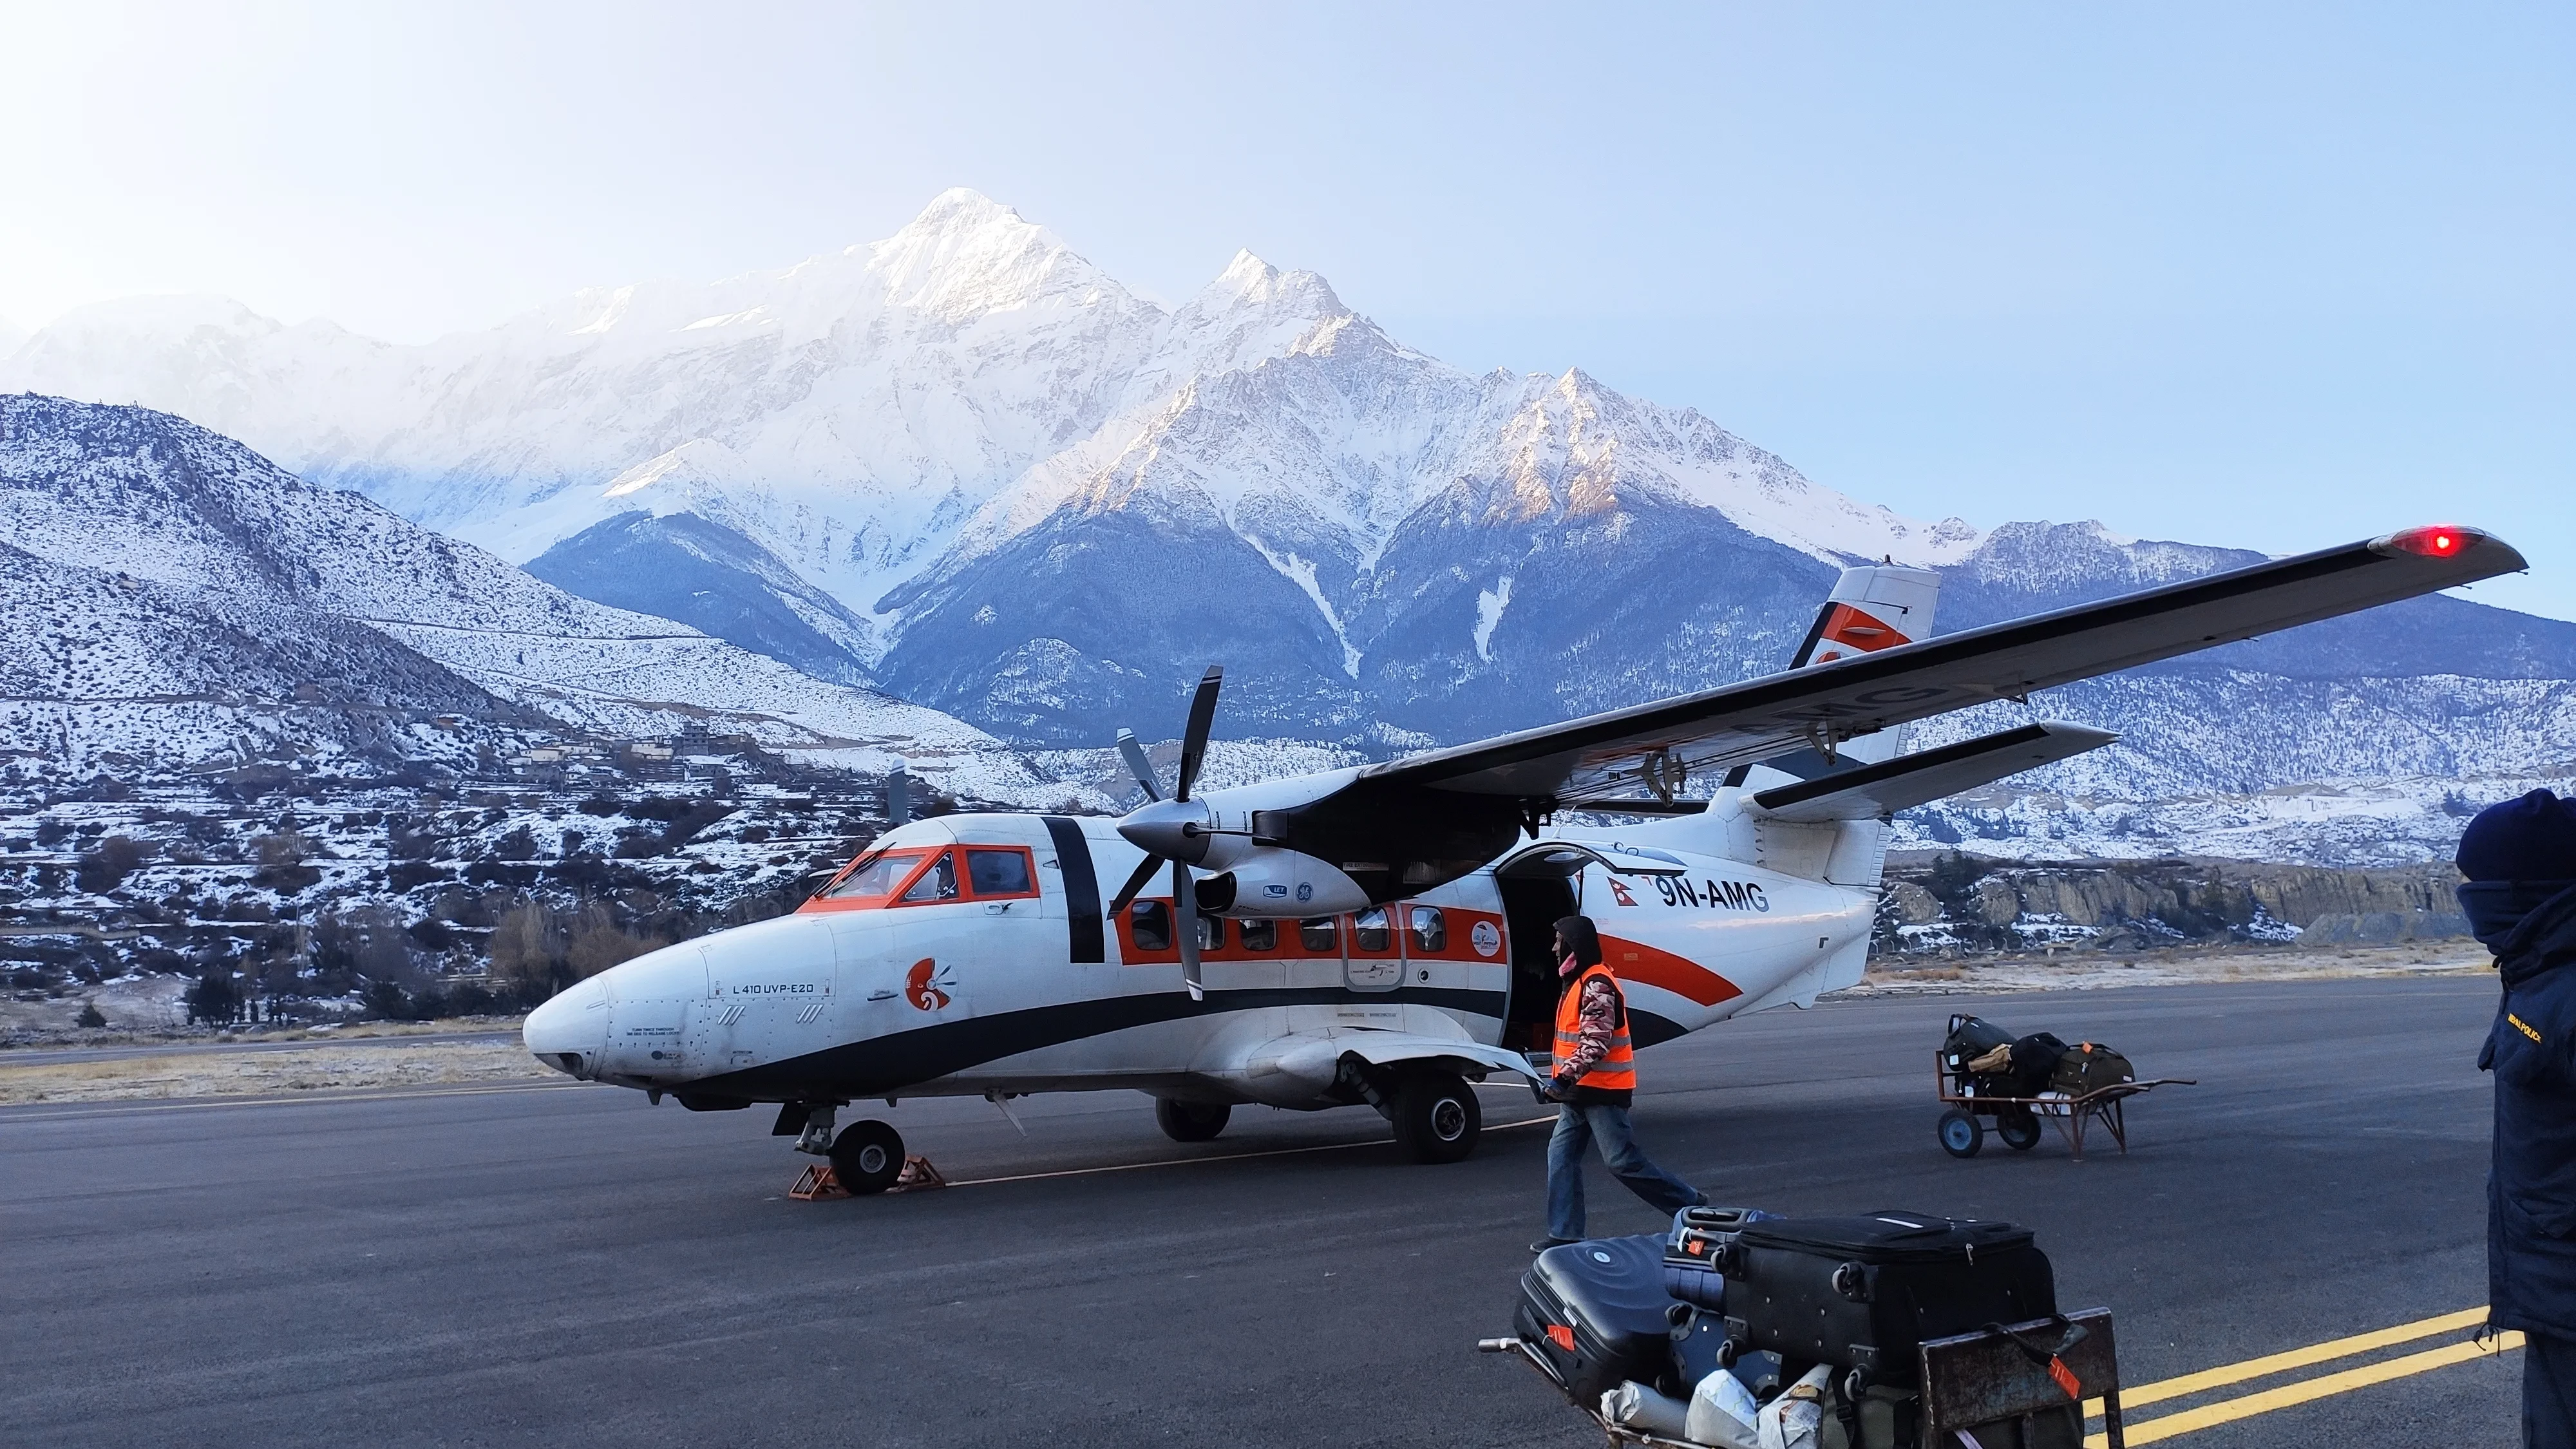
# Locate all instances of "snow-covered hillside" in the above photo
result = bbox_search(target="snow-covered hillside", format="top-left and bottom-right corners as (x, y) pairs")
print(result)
(0, 397), (1097, 806)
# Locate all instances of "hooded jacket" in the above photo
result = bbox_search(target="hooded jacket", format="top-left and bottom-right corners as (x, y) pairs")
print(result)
(2472, 880), (2576, 1341)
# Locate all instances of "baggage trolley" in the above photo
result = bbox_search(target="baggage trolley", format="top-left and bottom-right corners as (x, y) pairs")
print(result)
(1935, 1021), (2194, 1162)
(1479, 1306), (2126, 1448)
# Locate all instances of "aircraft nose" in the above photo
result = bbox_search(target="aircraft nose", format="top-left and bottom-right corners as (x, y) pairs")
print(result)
(523, 981), (607, 1079)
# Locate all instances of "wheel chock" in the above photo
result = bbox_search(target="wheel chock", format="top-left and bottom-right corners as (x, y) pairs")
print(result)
(889, 1155), (947, 1193)
(788, 1164), (849, 1200)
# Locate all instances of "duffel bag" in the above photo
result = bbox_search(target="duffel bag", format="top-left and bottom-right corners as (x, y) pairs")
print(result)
(2052, 1042), (2136, 1095)
(2007, 1032), (2069, 1095)
(1515, 1235), (1680, 1403)
(1719, 1210), (2056, 1391)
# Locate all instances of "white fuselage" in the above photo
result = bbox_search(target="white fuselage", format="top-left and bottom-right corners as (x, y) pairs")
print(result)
(522, 797), (1880, 1110)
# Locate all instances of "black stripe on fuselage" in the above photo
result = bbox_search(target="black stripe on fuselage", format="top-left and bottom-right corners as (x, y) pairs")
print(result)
(681, 985), (1512, 1100)
(1041, 816), (1105, 963)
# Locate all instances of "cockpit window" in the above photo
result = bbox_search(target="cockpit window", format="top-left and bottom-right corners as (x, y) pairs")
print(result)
(817, 848), (931, 904)
(965, 848), (1034, 898)
(900, 850), (959, 903)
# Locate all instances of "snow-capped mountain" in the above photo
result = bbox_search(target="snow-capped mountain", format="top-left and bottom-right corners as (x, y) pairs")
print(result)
(8, 191), (2571, 866)
(0, 396), (1095, 806)
(0, 316), (24, 361)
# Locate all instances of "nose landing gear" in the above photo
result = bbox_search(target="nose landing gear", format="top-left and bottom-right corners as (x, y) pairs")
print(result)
(829, 1120), (907, 1194)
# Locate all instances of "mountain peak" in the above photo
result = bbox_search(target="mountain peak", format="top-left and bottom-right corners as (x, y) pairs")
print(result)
(866, 189), (1129, 321)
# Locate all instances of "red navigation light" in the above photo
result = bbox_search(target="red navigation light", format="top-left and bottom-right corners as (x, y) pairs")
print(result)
(2385, 525), (2472, 558)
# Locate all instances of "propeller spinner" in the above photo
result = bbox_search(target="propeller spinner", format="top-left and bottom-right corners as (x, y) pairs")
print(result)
(1106, 665), (1223, 1001)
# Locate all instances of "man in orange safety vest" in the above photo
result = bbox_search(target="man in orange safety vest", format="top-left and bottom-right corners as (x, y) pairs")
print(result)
(1533, 914), (1706, 1252)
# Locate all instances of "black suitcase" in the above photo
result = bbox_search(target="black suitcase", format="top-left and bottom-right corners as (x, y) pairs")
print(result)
(1515, 1235), (1678, 1403)
(1720, 1211), (2056, 1391)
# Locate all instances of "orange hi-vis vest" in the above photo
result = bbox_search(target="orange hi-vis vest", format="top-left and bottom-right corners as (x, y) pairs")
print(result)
(1551, 961), (1636, 1090)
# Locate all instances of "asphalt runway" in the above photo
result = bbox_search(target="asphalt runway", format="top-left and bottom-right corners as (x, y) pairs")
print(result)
(2, 977), (2521, 1448)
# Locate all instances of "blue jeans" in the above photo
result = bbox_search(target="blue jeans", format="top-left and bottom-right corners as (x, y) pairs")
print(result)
(1547, 1100), (1701, 1242)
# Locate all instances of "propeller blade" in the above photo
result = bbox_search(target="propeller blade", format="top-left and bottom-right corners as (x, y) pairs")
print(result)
(1173, 857), (1204, 1002)
(1173, 665), (1223, 803)
(1106, 853), (1162, 918)
(1114, 728), (1162, 802)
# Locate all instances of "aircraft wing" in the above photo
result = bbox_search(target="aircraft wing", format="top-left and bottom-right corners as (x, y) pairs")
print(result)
(1360, 526), (2521, 807)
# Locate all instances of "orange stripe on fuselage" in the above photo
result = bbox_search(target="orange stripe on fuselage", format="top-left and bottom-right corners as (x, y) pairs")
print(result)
(1598, 934), (1741, 1009)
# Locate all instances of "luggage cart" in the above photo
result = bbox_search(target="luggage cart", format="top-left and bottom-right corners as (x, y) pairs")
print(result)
(1479, 1307), (2125, 1448)
(1935, 1027), (2193, 1162)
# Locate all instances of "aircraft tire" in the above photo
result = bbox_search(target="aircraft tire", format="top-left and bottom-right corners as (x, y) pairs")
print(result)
(1154, 1098), (1231, 1142)
(829, 1119), (905, 1194)
(1392, 1072), (1481, 1164)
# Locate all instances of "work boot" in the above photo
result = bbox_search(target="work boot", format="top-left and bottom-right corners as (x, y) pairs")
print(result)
(1530, 1236), (1575, 1253)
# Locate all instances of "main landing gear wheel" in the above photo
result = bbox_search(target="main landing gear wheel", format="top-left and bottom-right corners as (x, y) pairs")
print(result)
(1155, 1099), (1231, 1143)
(1392, 1072), (1482, 1164)
(1937, 1109), (1985, 1159)
(1996, 1110), (2043, 1152)
(829, 1119), (905, 1195)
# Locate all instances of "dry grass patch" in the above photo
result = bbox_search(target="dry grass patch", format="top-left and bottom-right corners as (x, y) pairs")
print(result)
(0, 1041), (556, 1104)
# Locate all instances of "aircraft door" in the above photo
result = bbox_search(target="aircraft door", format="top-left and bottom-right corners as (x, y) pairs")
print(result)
(1494, 873), (1578, 1052)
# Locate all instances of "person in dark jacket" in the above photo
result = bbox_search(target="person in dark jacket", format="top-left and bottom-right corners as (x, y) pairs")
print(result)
(2460, 789), (2576, 1448)
(1531, 914), (1705, 1252)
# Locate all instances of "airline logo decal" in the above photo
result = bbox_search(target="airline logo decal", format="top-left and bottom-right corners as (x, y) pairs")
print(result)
(1470, 920), (1502, 958)
(905, 958), (955, 1011)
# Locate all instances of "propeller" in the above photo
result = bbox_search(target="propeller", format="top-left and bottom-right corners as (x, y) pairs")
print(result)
(1106, 665), (1224, 1001)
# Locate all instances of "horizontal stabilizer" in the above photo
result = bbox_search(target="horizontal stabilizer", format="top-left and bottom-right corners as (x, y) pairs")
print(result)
(1750, 721), (2116, 822)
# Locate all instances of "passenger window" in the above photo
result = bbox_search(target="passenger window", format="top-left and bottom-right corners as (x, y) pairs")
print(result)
(1409, 906), (1446, 954)
(1198, 915), (1224, 951)
(965, 848), (1034, 898)
(1239, 919), (1278, 952)
(1352, 907), (1391, 952)
(1299, 916), (1338, 953)
(1128, 900), (1171, 952)
(900, 851), (958, 903)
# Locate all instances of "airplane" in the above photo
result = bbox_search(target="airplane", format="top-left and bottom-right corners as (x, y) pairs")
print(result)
(522, 524), (2519, 1192)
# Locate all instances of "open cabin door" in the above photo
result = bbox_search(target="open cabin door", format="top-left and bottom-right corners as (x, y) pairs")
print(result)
(1490, 842), (1685, 1053)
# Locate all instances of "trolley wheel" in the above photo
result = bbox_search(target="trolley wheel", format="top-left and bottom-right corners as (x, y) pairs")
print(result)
(1937, 1109), (1985, 1158)
(1996, 1110), (2043, 1152)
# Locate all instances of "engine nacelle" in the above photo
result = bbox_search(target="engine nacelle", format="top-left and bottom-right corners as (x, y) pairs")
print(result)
(1193, 848), (1372, 918)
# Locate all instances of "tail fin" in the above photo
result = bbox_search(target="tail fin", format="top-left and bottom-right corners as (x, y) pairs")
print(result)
(1789, 563), (1942, 671)
(1718, 563), (1944, 892)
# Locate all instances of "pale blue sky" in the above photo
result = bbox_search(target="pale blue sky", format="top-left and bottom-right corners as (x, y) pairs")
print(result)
(5, 2), (2568, 616)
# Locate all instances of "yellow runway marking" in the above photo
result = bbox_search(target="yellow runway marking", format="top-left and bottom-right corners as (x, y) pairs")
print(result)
(942, 1115), (1559, 1188)
(2082, 1303), (2492, 1415)
(2076, 1307), (2517, 1448)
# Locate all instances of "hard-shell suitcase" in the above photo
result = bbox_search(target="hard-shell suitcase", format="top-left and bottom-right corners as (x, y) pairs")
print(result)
(1719, 1211), (2056, 1390)
(1515, 1235), (1680, 1403)
(1664, 1204), (1778, 1311)
(2051, 1042), (2135, 1095)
